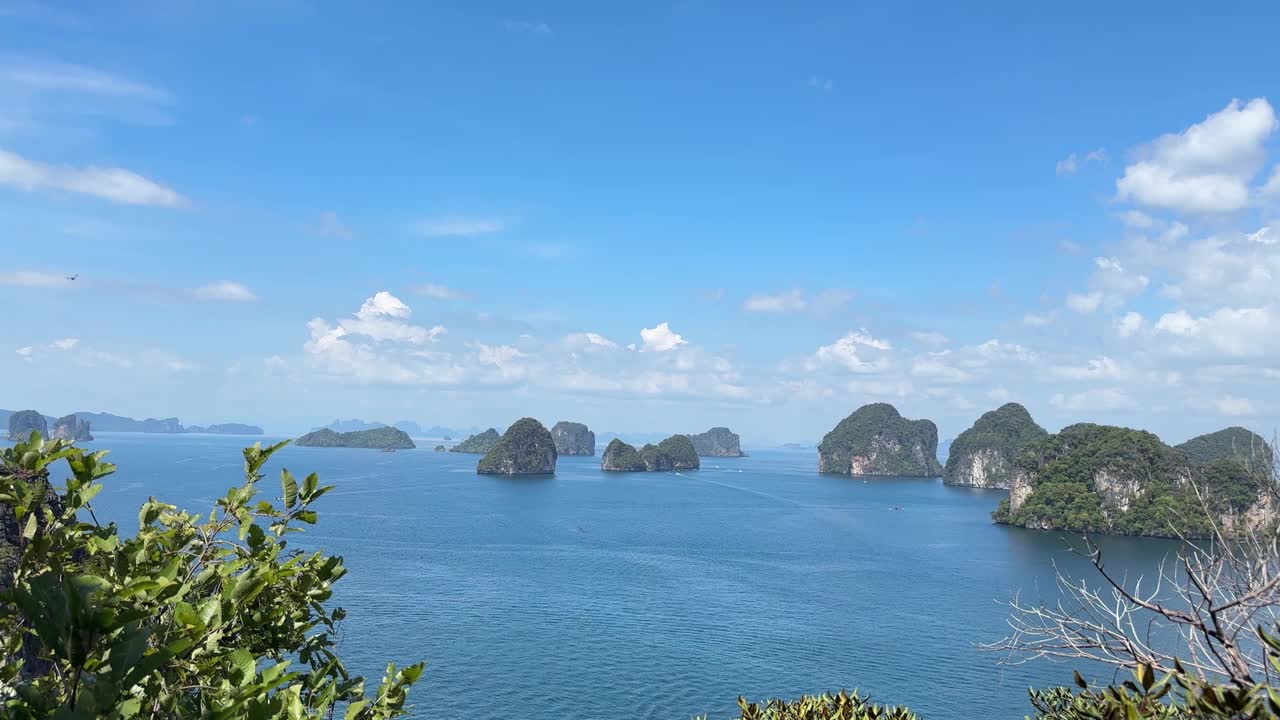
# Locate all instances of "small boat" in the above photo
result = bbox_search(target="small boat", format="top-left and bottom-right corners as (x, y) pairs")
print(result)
(382, 447), (397, 453)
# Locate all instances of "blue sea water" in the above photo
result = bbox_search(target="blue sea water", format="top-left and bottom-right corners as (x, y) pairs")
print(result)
(78, 432), (1176, 720)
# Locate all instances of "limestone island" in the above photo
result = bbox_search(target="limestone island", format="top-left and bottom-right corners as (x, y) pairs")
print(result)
(688, 427), (744, 457)
(551, 421), (595, 456)
(602, 434), (700, 472)
(450, 428), (501, 454)
(51, 414), (94, 442)
(994, 424), (1275, 538)
(7, 410), (48, 441)
(434, 445), (446, 452)
(943, 403), (1046, 489)
(477, 418), (557, 475)
(294, 426), (416, 450)
(817, 403), (943, 477)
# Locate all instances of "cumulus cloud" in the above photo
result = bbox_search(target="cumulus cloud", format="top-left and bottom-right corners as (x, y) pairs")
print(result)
(1023, 311), (1056, 327)
(1114, 311), (1144, 337)
(1066, 291), (1104, 314)
(1216, 395), (1258, 416)
(1152, 306), (1276, 356)
(639, 322), (687, 352)
(565, 332), (617, 349)
(806, 330), (892, 373)
(1052, 355), (1130, 381)
(1116, 98), (1277, 213)
(193, 281), (256, 302)
(0, 147), (185, 206)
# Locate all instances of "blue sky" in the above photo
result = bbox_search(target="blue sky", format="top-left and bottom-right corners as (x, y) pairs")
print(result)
(3, 1), (1279, 445)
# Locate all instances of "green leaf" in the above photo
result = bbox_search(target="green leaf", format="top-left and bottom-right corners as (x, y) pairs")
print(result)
(281, 468), (298, 509)
(21, 512), (37, 540)
(344, 700), (368, 720)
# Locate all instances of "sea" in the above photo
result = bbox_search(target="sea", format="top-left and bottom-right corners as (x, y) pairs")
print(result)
(73, 432), (1177, 719)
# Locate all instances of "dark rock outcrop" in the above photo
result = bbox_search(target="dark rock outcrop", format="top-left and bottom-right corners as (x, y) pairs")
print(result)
(601, 439), (647, 471)
(688, 427), (744, 457)
(551, 421), (596, 456)
(7, 410), (47, 442)
(434, 445), (446, 452)
(818, 403), (943, 477)
(477, 418), (557, 475)
(50, 414), (93, 442)
(640, 434), (700, 471)
(450, 428), (501, 454)
(943, 403), (1046, 489)
(295, 426), (416, 449)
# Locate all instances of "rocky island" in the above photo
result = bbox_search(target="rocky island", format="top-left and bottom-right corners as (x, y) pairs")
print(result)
(185, 423), (264, 435)
(943, 403), (1046, 489)
(294, 426), (416, 450)
(450, 428), (501, 454)
(688, 427), (744, 457)
(477, 418), (557, 475)
(6, 410), (48, 441)
(818, 403), (943, 477)
(51, 414), (94, 442)
(434, 445), (446, 452)
(600, 439), (648, 471)
(993, 424), (1273, 538)
(551, 421), (595, 456)
(600, 434), (700, 471)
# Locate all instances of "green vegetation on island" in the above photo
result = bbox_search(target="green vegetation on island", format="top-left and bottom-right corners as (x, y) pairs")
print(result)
(551, 421), (595, 456)
(640, 434), (700, 471)
(993, 423), (1272, 537)
(1176, 426), (1273, 466)
(818, 403), (943, 477)
(476, 418), (557, 474)
(688, 426), (745, 457)
(434, 444), (446, 452)
(294, 426), (416, 449)
(600, 438), (648, 471)
(450, 428), (501, 454)
(943, 402), (1047, 488)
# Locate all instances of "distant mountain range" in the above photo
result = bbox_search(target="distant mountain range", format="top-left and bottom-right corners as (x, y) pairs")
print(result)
(0, 409), (263, 436)
(313, 419), (481, 439)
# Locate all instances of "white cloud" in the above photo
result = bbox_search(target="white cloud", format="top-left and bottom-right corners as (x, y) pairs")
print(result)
(193, 281), (256, 302)
(806, 330), (892, 373)
(413, 216), (506, 237)
(910, 351), (970, 382)
(1116, 98), (1277, 213)
(1115, 311), (1144, 337)
(1050, 388), (1136, 411)
(1066, 291), (1104, 314)
(1153, 306), (1276, 356)
(15, 346), (32, 360)
(1246, 226), (1276, 245)
(0, 147), (185, 206)
(639, 322), (687, 352)
(0, 270), (73, 288)
(743, 289), (806, 313)
(1216, 395), (1258, 416)
(415, 282), (469, 300)
(1056, 148), (1107, 176)
(1023, 311), (1056, 327)
(565, 332), (617, 349)
(51, 337), (78, 350)
(1, 59), (167, 101)
(306, 210), (354, 239)
(1052, 355), (1129, 381)
(910, 331), (949, 347)
(336, 291), (445, 345)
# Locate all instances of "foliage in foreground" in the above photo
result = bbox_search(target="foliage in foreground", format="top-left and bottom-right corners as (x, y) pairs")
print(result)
(696, 690), (918, 720)
(0, 432), (423, 719)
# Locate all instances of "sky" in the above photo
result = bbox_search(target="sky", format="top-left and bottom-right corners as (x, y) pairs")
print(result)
(2, 1), (1280, 445)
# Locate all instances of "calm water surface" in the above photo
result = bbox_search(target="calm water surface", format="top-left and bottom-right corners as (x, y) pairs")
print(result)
(79, 432), (1177, 719)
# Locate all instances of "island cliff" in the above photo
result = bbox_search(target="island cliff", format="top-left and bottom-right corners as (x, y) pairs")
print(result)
(688, 427), (744, 457)
(551, 421), (595, 456)
(943, 403), (1046, 489)
(994, 424), (1275, 538)
(600, 439), (648, 471)
(450, 428), (501, 454)
(817, 403), (943, 477)
(477, 418), (557, 475)
(6, 410), (47, 442)
(640, 435), (700, 471)
(50, 414), (93, 442)
(295, 427), (416, 450)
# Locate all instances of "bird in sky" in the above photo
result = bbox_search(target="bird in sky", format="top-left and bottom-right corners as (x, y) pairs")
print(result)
(65, 274), (77, 281)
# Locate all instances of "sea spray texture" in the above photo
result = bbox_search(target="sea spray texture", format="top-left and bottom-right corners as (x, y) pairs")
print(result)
(76, 433), (1178, 720)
